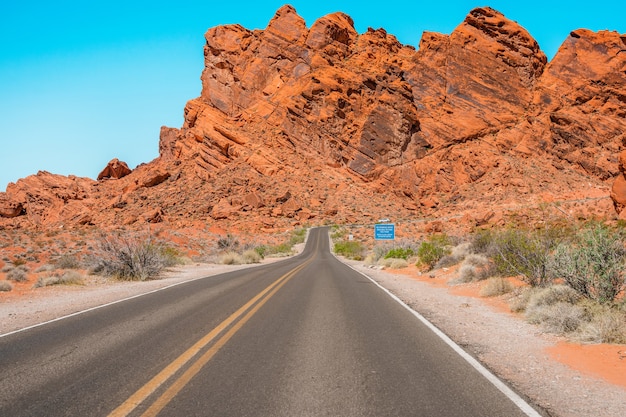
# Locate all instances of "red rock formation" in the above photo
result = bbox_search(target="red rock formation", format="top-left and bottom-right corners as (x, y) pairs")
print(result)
(0, 6), (624, 233)
(97, 158), (132, 180)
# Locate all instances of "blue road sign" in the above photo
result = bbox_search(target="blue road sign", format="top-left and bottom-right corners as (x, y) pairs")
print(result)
(374, 223), (395, 240)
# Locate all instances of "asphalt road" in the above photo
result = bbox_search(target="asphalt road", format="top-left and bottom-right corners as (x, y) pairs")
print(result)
(0, 227), (542, 416)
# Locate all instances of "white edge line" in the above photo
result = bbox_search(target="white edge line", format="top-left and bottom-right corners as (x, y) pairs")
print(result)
(1, 234), (312, 340)
(337, 257), (543, 417)
(0, 276), (206, 339)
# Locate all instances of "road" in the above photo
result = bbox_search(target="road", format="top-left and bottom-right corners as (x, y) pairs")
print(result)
(0, 227), (542, 416)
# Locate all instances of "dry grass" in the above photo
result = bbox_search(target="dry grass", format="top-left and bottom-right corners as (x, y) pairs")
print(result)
(526, 302), (588, 334)
(219, 252), (244, 265)
(377, 258), (408, 268)
(33, 271), (85, 288)
(576, 304), (626, 344)
(480, 277), (514, 297)
(241, 249), (262, 264)
(389, 258), (409, 269)
(220, 249), (264, 265)
(6, 266), (28, 282)
(0, 280), (13, 292)
(458, 254), (492, 282)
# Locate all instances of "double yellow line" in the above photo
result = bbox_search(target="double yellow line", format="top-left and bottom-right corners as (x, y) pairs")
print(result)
(108, 258), (313, 417)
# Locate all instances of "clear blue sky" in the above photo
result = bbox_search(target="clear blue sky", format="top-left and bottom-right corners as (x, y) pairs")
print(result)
(1, 1), (624, 191)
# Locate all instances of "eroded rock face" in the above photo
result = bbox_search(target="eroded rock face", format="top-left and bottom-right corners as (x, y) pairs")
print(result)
(1, 6), (625, 231)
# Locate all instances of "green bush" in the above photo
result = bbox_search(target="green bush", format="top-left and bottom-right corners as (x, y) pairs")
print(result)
(254, 245), (268, 258)
(372, 241), (418, 263)
(334, 241), (364, 260)
(470, 229), (495, 255)
(417, 234), (451, 270)
(384, 248), (414, 260)
(331, 226), (347, 240)
(160, 246), (186, 267)
(269, 242), (293, 255)
(549, 223), (626, 304)
(490, 228), (556, 287)
(289, 228), (307, 246)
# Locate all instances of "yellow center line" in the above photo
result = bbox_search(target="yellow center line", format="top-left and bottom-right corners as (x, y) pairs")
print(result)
(108, 258), (312, 417)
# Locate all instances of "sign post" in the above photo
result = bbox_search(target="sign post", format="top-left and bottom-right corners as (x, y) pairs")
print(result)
(374, 223), (395, 240)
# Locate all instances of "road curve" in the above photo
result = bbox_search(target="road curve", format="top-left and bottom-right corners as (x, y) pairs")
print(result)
(0, 227), (543, 416)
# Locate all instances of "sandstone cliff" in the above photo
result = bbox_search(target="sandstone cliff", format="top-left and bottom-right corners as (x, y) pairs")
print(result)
(1, 6), (625, 233)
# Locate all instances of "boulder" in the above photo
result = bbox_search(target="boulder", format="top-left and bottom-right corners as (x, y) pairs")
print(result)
(97, 158), (132, 180)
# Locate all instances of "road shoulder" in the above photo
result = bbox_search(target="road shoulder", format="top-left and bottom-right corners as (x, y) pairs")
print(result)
(340, 258), (626, 417)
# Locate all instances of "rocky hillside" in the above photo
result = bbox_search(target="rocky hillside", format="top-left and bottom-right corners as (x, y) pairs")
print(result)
(1, 6), (625, 235)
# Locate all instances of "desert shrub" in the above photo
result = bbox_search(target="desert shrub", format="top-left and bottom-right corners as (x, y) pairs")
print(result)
(526, 284), (581, 309)
(377, 257), (393, 268)
(489, 228), (558, 287)
(549, 223), (626, 304)
(7, 267), (28, 282)
(436, 242), (471, 268)
(160, 246), (186, 267)
(526, 302), (588, 334)
(331, 226), (347, 240)
(55, 254), (81, 269)
(58, 270), (85, 285)
(89, 232), (168, 281)
(11, 258), (27, 267)
(217, 234), (239, 251)
(384, 247), (414, 260)
(253, 245), (268, 259)
(458, 253), (494, 283)
(334, 241), (365, 260)
(262, 228), (308, 257)
(576, 305), (626, 344)
(417, 234), (452, 270)
(269, 242), (293, 255)
(389, 258), (409, 269)
(34, 271), (84, 288)
(289, 228), (307, 246)
(241, 249), (262, 264)
(35, 264), (56, 273)
(371, 240), (419, 263)
(470, 229), (496, 255)
(33, 276), (57, 288)
(480, 277), (514, 297)
(509, 287), (535, 313)
(524, 285), (586, 334)
(0, 281), (12, 292)
(363, 254), (377, 266)
(219, 252), (244, 265)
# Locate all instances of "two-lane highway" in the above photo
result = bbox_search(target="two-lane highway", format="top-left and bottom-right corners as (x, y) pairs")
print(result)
(0, 227), (542, 416)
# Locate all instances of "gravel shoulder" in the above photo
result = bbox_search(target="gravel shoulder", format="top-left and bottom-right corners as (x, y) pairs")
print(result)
(1, 254), (625, 417)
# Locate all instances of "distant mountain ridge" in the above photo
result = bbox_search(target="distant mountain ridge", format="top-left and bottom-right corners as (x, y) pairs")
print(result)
(1, 5), (625, 233)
